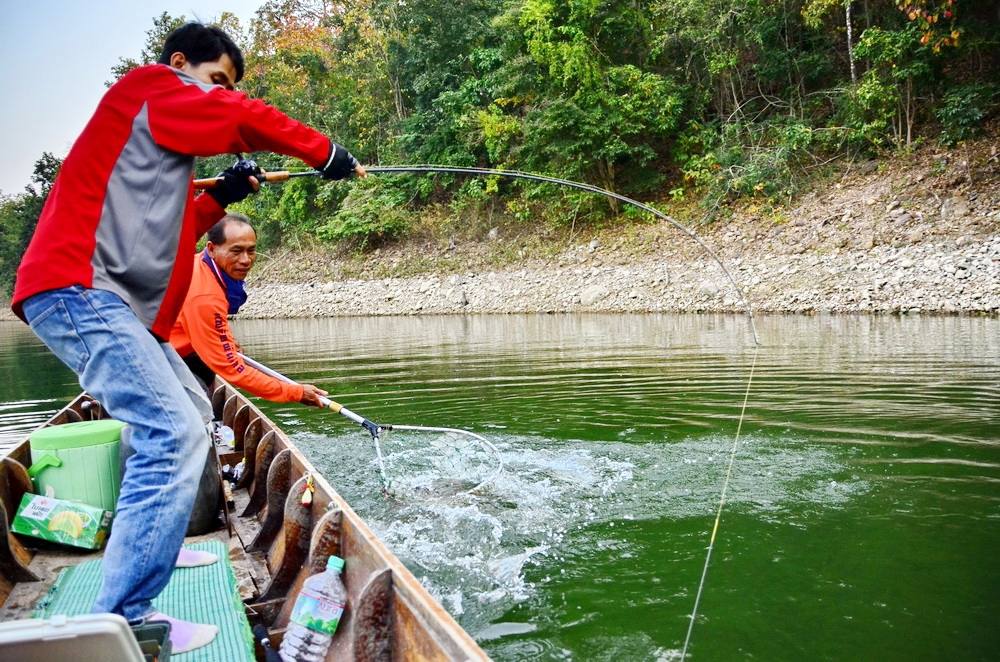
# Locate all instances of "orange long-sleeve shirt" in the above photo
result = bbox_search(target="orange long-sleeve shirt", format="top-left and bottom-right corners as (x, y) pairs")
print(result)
(170, 253), (303, 403)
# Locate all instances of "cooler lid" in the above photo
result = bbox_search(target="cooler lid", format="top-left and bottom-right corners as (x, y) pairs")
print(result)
(30, 419), (126, 450)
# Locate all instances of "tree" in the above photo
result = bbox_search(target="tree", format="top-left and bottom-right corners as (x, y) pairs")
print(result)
(108, 12), (186, 83)
(0, 154), (61, 294)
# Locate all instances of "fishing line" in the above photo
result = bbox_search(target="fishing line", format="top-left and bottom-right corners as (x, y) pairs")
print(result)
(365, 165), (761, 346)
(680, 344), (760, 659)
(364, 169), (765, 635)
(197, 163), (760, 345)
(211, 165), (762, 647)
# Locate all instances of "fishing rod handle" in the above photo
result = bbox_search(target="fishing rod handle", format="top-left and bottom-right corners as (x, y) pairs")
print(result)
(194, 170), (292, 189)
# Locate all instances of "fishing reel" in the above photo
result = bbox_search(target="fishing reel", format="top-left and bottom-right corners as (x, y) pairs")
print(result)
(230, 155), (263, 182)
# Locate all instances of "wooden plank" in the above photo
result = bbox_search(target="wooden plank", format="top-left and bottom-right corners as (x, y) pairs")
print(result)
(247, 449), (291, 552)
(231, 404), (252, 452)
(0, 458), (32, 527)
(257, 475), (313, 602)
(242, 430), (276, 517)
(237, 417), (263, 489)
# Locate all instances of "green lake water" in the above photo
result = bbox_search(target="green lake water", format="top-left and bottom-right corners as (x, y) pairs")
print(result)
(2, 314), (997, 660)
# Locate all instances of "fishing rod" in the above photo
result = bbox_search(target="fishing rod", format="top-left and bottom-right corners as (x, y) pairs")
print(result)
(238, 353), (503, 496)
(196, 164), (761, 345)
(194, 168), (321, 189)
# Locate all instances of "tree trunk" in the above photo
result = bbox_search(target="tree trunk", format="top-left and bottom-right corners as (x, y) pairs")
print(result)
(597, 160), (619, 214)
(846, 1), (857, 84)
(905, 77), (913, 147)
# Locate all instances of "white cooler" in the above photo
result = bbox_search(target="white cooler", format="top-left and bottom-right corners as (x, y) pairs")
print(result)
(0, 613), (145, 661)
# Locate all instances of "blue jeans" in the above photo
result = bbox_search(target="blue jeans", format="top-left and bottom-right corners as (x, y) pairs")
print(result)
(22, 286), (211, 621)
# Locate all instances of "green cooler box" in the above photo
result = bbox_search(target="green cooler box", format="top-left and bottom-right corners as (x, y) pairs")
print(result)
(28, 419), (126, 513)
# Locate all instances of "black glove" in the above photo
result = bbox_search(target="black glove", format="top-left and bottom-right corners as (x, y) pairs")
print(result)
(320, 141), (360, 180)
(207, 158), (262, 207)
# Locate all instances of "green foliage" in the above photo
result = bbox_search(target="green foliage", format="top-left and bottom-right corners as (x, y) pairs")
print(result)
(935, 83), (999, 146)
(679, 120), (826, 208)
(840, 74), (901, 149)
(319, 179), (411, 247)
(12, 1), (996, 261)
(108, 12), (186, 83)
(0, 154), (61, 295)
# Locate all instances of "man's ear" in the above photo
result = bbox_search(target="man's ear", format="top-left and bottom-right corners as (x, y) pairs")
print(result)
(168, 52), (188, 70)
(206, 241), (217, 258)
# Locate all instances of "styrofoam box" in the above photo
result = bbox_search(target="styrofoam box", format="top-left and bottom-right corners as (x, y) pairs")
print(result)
(0, 613), (144, 661)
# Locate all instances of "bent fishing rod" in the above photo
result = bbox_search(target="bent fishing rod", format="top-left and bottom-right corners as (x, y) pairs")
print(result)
(197, 165), (761, 345)
(238, 353), (503, 496)
(206, 165), (761, 656)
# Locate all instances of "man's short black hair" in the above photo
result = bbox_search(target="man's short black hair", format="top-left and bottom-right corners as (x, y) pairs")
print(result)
(158, 22), (245, 83)
(207, 214), (254, 245)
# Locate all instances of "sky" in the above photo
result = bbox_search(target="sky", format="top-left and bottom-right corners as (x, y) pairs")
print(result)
(0, 1), (264, 196)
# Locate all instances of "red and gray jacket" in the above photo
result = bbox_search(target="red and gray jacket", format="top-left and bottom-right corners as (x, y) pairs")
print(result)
(12, 63), (331, 339)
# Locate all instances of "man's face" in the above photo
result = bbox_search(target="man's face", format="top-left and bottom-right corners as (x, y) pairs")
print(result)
(208, 222), (257, 281)
(169, 52), (238, 90)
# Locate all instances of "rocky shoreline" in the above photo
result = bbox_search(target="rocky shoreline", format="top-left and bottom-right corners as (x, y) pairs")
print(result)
(237, 136), (999, 320)
(238, 233), (999, 319)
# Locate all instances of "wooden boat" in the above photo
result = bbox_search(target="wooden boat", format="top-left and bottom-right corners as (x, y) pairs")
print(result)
(0, 383), (488, 660)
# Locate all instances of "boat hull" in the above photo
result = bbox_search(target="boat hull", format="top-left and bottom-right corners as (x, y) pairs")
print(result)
(0, 386), (489, 661)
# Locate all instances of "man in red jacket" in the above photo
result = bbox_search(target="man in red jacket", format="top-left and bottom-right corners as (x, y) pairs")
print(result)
(169, 214), (327, 404)
(12, 23), (364, 653)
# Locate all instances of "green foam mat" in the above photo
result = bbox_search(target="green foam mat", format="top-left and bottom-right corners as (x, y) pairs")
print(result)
(33, 540), (255, 661)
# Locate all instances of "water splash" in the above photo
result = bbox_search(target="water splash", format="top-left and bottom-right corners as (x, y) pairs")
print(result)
(295, 430), (867, 636)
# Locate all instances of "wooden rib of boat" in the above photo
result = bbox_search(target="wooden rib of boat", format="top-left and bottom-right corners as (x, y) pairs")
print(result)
(0, 383), (488, 661)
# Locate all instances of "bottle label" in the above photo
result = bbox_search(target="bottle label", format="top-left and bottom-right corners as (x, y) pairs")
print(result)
(290, 586), (345, 636)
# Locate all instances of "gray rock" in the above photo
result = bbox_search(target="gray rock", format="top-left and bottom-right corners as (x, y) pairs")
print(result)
(487, 227), (499, 241)
(699, 280), (721, 297)
(588, 239), (601, 253)
(580, 285), (607, 306)
(858, 160), (878, 175)
(446, 288), (468, 305)
(941, 196), (970, 221)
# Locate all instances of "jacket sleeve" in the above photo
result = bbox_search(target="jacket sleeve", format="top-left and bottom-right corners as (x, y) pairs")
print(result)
(145, 67), (331, 167)
(192, 192), (226, 236)
(184, 294), (305, 403)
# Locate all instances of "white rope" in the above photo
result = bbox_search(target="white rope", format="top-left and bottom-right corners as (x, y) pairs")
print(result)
(681, 345), (760, 659)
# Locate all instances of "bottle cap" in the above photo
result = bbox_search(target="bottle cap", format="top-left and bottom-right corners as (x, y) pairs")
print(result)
(326, 555), (345, 572)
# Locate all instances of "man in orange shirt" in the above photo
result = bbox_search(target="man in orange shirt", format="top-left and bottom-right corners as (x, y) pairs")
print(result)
(170, 213), (327, 405)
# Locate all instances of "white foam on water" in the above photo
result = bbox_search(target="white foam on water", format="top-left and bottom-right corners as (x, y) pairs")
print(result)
(294, 430), (868, 636)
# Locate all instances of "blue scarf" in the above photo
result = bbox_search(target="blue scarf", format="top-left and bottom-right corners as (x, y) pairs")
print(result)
(201, 249), (248, 314)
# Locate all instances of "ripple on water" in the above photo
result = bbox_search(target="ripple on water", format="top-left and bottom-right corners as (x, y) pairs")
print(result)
(294, 429), (867, 635)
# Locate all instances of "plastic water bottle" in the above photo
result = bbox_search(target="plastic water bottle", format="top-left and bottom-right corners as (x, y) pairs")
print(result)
(279, 555), (347, 661)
